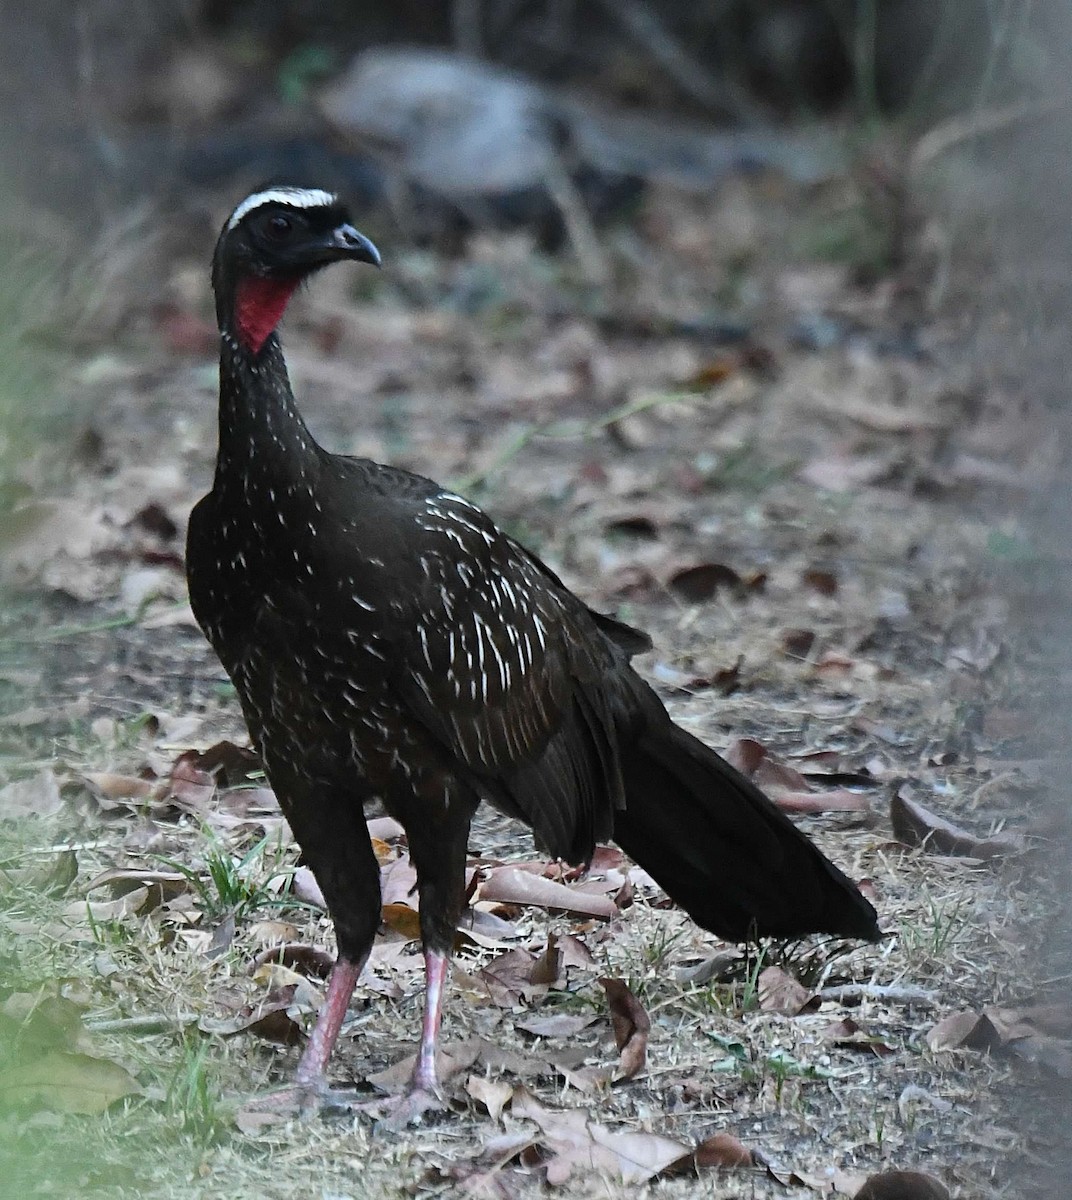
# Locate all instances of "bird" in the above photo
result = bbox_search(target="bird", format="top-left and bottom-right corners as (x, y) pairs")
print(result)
(187, 185), (880, 1125)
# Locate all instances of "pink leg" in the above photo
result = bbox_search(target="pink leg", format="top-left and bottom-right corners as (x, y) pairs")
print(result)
(295, 954), (364, 1087)
(363, 948), (450, 1130)
(412, 949), (449, 1093)
(238, 952), (366, 1120)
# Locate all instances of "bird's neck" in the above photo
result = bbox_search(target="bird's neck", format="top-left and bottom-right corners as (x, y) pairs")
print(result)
(215, 332), (321, 490)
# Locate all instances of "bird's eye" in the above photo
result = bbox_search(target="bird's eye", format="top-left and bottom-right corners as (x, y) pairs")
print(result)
(263, 213), (294, 241)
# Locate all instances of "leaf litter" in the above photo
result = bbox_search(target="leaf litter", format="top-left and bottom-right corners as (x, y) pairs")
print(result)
(0, 153), (1046, 1200)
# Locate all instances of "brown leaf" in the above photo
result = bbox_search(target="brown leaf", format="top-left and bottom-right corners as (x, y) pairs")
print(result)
(82, 772), (154, 804)
(366, 1041), (481, 1094)
(529, 935), (564, 986)
(466, 1075), (514, 1121)
(854, 1170), (950, 1200)
(458, 907), (522, 948)
(84, 867), (188, 908)
(890, 789), (1023, 859)
(557, 933), (596, 971)
(925, 1011), (1003, 1053)
(381, 902), (422, 941)
(165, 752), (216, 813)
(821, 1016), (897, 1057)
(185, 740), (262, 785)
(725, 739), (869, 815)
(724, 737), (765, 776)
(478, 948), (546, 1006)
(479, 868), (617, 919)
(0, 1050), (141, 1114)
(199, 987), (303, 1046)
(665, 1131), (756, 1174)
(511, 1089), (688, 1185)
(249, 942), (335, 980)
(0, 994), (89, 1056)
(599, 978), (649, 1079)
(802, 567), (838, 596)
(667, 563), (743, 602)
(773, 789), (871, 814)
(516, 1014), (599, 1039)
(63, 887), (150, 924)
(986, 1002), (1072, 1039)
(757, 966), (816, 1016)
(206, 912), (236, 958)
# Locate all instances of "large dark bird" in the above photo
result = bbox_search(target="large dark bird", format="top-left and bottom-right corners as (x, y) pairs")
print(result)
(187, 186), (879, 1123)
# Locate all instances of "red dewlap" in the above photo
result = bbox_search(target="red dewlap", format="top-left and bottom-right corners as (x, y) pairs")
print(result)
(235, 275), (301, 354)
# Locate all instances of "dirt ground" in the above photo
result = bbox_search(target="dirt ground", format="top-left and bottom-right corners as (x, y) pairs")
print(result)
(0, 166), (1054, 1198)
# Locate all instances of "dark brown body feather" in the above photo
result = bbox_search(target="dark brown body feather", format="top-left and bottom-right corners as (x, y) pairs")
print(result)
(188, 334), (879, 968)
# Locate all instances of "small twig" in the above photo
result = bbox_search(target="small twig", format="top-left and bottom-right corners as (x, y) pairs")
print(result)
(86, 1013), (197, 1035)
(819, 983), (938, 1007)
(542, 155), (610, 288)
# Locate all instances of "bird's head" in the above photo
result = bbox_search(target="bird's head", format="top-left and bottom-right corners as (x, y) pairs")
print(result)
(212, 186), (381, 356)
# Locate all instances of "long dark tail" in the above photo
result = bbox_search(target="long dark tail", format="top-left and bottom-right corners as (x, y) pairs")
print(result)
(612, 720), (880, 943)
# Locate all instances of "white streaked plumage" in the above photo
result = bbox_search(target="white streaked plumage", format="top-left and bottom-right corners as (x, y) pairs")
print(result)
(226, 187), (338, 231)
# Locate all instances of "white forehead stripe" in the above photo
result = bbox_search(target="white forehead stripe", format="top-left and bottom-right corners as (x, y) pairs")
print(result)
(226, 188), (338, 231)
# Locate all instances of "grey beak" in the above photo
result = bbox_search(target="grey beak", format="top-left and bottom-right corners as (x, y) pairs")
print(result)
(331, 223), (381, 267)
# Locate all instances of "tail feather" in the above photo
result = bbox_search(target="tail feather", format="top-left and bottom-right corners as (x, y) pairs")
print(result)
(613, 722), (880, 942)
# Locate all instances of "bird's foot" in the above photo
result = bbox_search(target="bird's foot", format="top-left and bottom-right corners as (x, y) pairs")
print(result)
(236, 1076), (367, 1127)
(362, 1084), (447, 1131)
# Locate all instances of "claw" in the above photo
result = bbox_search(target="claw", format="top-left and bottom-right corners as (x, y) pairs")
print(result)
(236, 1078), (369, 1128)
(368, 1085), (447, 1131)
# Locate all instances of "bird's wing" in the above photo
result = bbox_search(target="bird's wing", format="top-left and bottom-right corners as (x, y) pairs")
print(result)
(392, 491), (628, 861)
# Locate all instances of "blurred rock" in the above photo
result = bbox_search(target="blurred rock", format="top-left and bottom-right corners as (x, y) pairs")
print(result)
(320, 49), (555, 196)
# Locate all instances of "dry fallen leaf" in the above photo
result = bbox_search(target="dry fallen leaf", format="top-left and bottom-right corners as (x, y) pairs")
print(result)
(82, 772), (154, 804)
(665, 1130), (756, 1173)
(925, 1003), (1072, 1076)
(667, 562), (744, 602)
(249, 942), (335, 980)
(199, 986), (305, 1046)
(380, 854), (419, 907)
(511, 1088), (688, 1185)
(529, 934), (564, 986)
(0, 993), (89, 1056)
(165, 752), (216, 813)
(465, 1074), (514, 1121)
(479, 868), (618, 919)
(0, 1050), (141, 1114)
(291, 866), (326, 908)
(725, 739), (870, 815)
(84, 867), (188, 910)
(821, 1016), (897, 1057)
(366, 1041), (481, 1094)
(516, 1013), (599, 1040)
(891, 788), (1023, 859)
(925, 1010), (1003, 1053)
(599, 977), (649, 1079)
(381, 902), (422, 941)
(757, 965), (816, 1016)
(854, 1170), (950, 1200)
